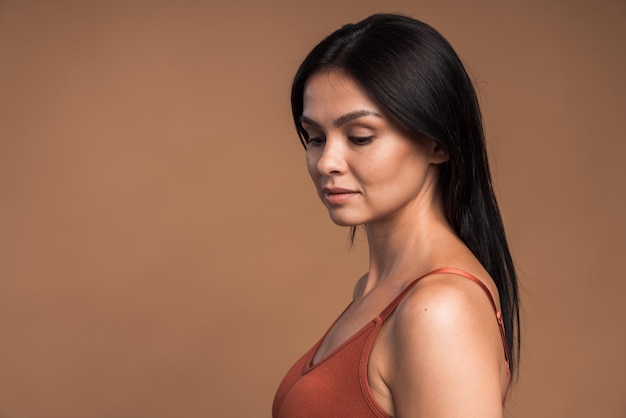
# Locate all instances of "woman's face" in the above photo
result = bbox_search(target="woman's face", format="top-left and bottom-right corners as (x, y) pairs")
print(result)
(302, 70), (445, 228)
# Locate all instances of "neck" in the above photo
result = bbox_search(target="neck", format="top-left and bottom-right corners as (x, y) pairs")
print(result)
(360, 192), (453, 295)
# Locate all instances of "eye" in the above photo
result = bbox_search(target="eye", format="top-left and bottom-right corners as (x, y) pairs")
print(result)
(348, 136), (374, 146)
(305, 135), (325, 147)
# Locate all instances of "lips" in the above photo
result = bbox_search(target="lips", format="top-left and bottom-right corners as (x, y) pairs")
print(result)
(322, 187), (359, 205)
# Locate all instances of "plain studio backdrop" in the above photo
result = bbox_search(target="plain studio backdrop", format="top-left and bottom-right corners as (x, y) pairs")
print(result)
(1, 1), (625, 417)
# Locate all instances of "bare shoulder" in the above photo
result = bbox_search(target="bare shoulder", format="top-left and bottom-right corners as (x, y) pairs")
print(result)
(383, 273), (507, 417)
(394, 272), (499, 331)
(352, 273), (369, 299)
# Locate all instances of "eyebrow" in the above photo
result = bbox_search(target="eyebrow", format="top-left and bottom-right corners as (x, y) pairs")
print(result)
(299, 110), (383, 128)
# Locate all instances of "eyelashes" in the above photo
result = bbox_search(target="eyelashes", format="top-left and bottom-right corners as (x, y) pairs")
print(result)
(305, 135), (375, 147)
(348, 136), (374, 145)
(305, 136), (324, 146)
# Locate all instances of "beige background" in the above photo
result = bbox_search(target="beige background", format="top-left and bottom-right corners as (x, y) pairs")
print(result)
(1, 1), (625, 417)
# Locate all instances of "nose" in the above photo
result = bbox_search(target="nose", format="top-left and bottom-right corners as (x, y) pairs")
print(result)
(315, 137), (347, 175)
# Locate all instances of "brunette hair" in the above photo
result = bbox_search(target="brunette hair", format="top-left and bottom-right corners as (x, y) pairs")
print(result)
(290, 13), (520, 374)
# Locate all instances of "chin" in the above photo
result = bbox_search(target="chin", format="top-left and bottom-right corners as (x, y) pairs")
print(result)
(327, 211), (363, 227)
(329, 219), (355, 227)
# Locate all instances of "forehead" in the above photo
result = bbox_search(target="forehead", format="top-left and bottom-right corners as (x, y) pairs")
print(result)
(302, 70), (382, 119)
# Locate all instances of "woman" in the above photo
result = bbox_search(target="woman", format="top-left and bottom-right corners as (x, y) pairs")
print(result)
(273, 13), (519, 418)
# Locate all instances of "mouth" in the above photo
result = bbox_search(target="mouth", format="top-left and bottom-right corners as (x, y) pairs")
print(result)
(322, 187), (359, 205)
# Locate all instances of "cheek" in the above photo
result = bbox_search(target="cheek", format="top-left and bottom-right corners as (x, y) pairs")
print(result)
(359, 147), (429, 193)
(358, 149), (408, 184)
(306, 152), (320, 181)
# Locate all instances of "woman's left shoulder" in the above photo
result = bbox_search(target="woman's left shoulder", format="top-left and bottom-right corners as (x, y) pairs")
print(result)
(389, 271), (503, 358)
(382, 272), (506, 416)
(395, 270), (499, 329)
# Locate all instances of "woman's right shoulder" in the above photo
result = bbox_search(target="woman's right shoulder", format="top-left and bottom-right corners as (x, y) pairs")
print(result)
(352, 273), (369, 300)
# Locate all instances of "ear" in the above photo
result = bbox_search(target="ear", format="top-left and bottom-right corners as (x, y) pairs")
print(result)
(428, 141), (449, 164)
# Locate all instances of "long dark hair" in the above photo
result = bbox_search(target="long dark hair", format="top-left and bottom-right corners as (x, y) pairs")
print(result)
(290, 13), (520, 375)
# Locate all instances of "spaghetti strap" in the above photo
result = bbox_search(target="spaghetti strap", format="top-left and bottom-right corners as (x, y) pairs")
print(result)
(378, 267), (512, 403)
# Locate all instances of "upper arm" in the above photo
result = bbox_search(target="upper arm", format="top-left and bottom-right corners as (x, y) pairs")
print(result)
(385, 276), (505, 418)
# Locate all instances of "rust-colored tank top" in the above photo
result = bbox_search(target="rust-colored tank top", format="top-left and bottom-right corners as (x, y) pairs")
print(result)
(272, 268), (511, 418)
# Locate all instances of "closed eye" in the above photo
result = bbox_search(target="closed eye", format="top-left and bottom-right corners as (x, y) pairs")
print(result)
(305, 136), (325, 147)
(349, 136), (374, 146)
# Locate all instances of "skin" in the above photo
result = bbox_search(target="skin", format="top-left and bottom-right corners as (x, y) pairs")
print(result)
(302, 70), (509, 417)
